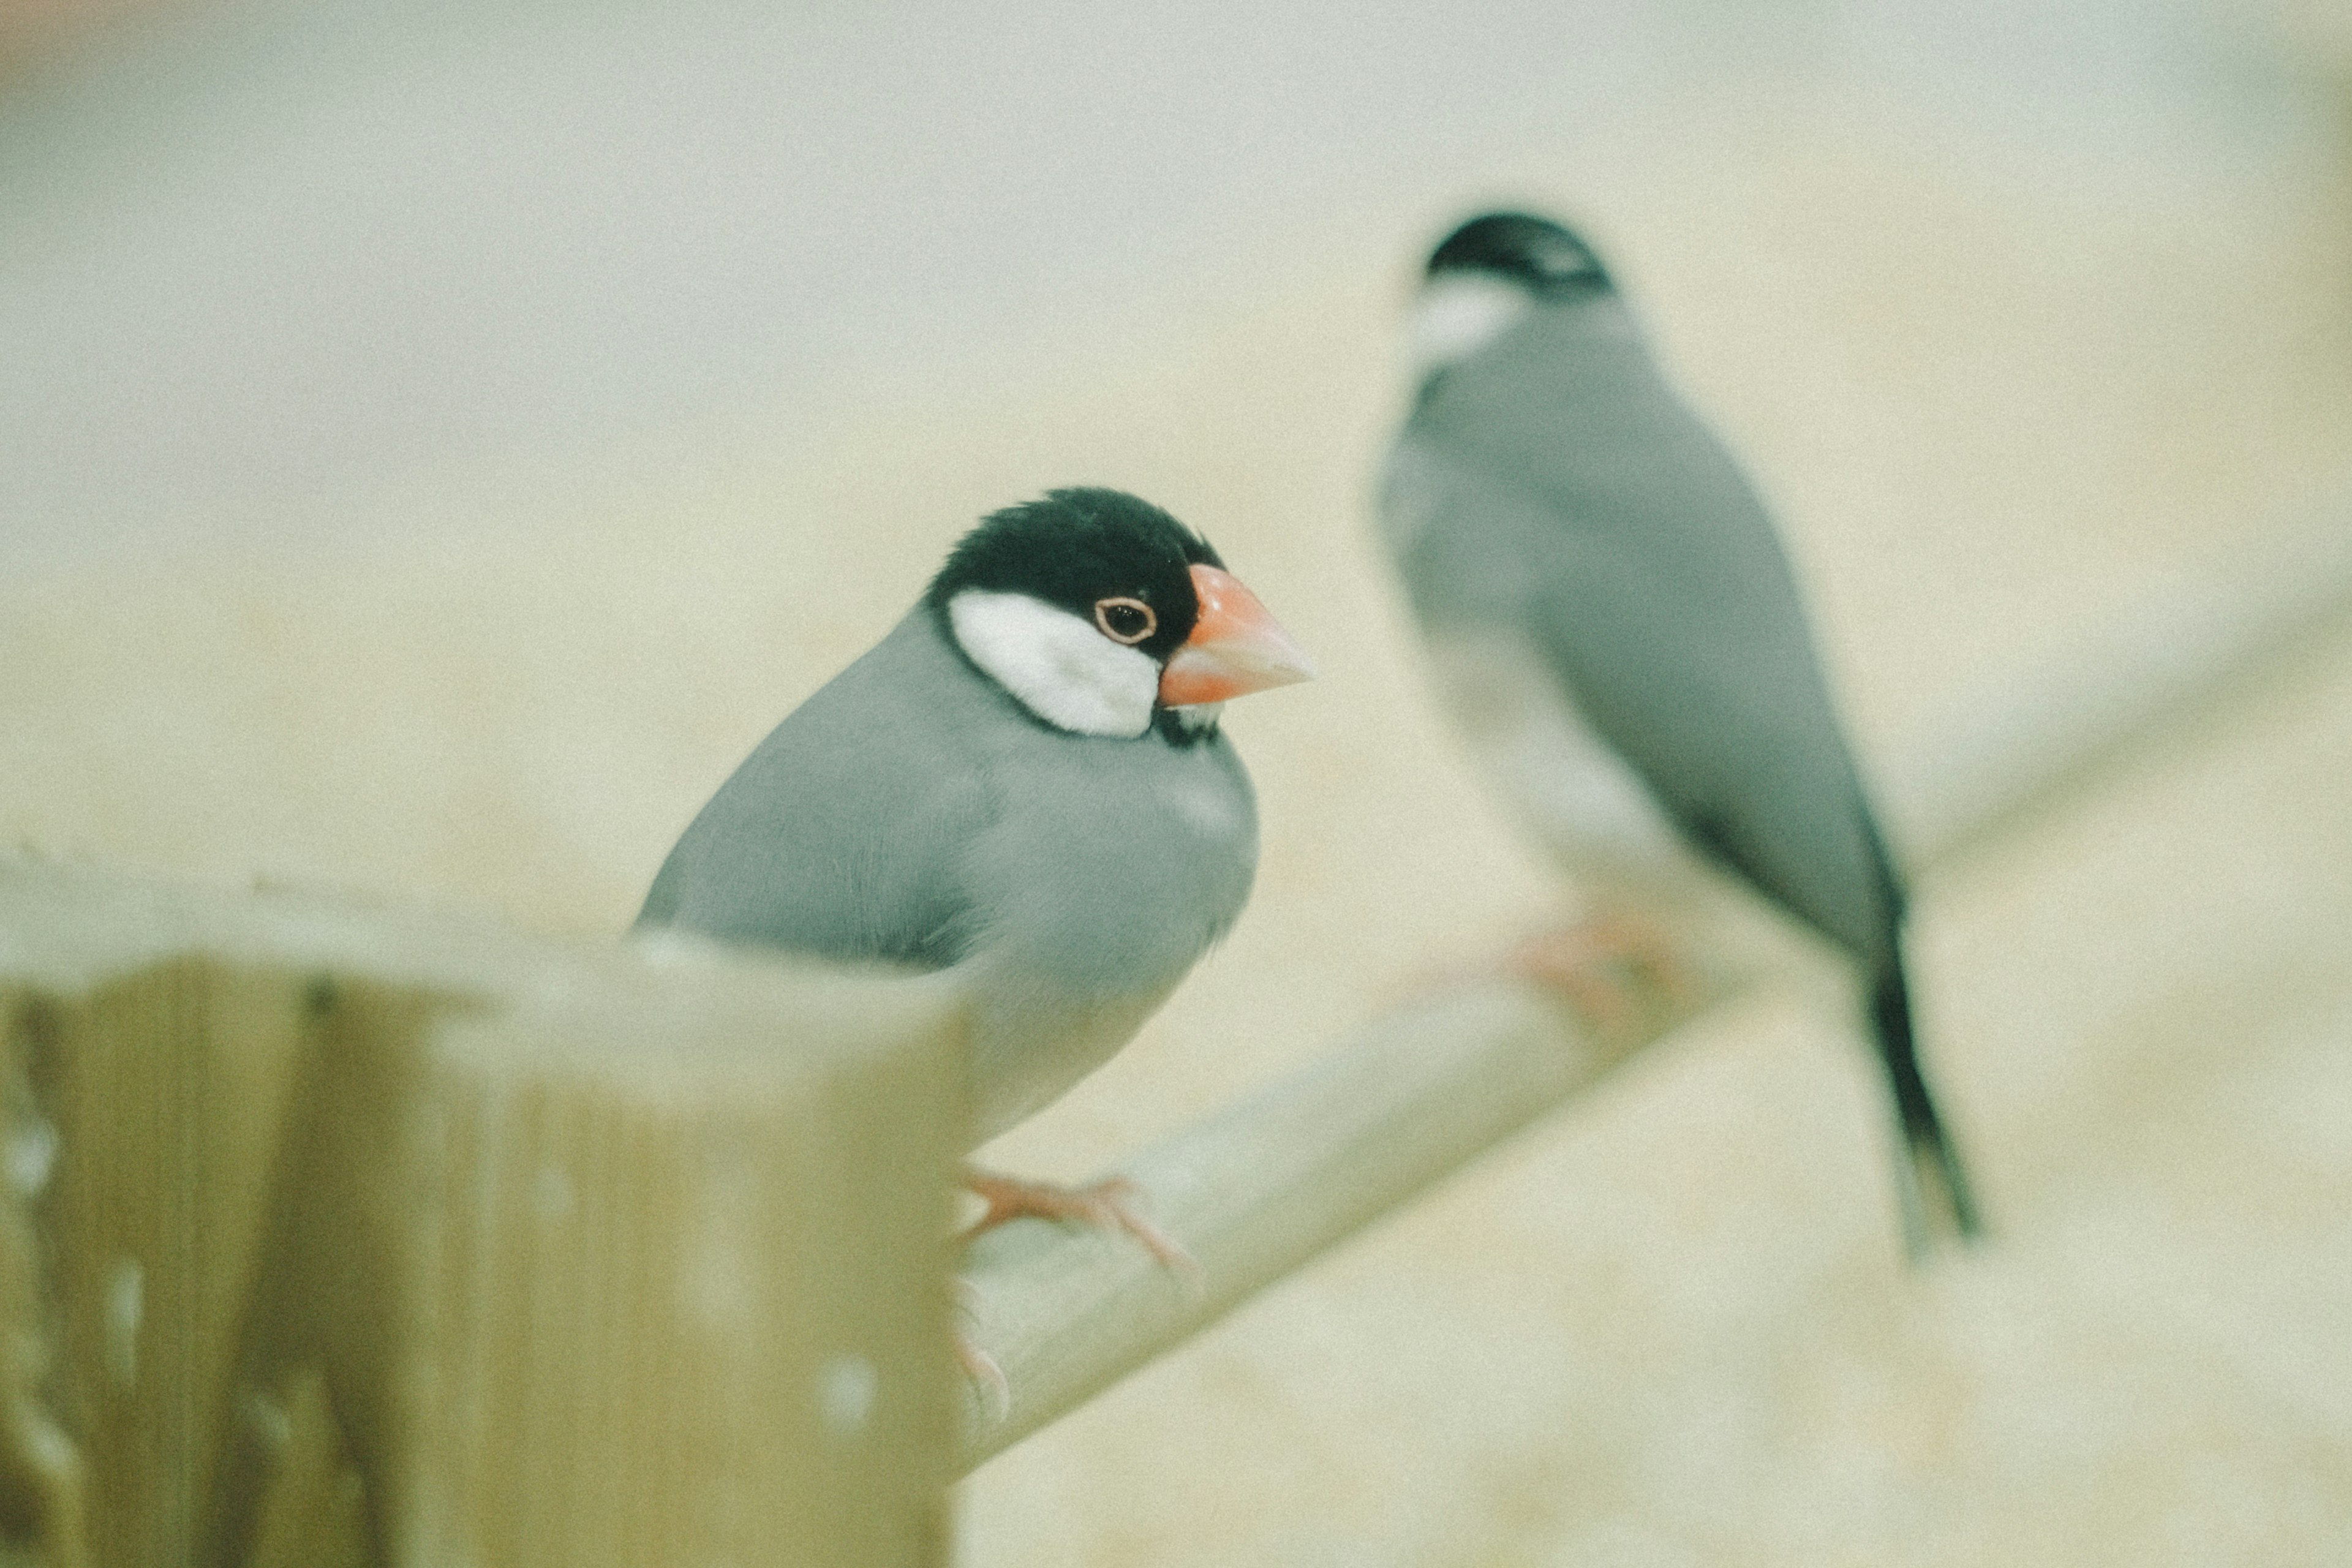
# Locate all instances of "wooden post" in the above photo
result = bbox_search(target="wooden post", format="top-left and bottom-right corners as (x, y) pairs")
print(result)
(0, 859), (963, 1568)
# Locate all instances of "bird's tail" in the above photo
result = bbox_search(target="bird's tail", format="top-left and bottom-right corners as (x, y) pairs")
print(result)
(1868, 949), (1982, 1259)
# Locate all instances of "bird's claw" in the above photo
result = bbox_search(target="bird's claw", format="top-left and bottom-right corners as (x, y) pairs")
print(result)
(960, 1169), (1200, 1286)
(1508, 911), (1691, 1035)
(952, 1170), (1201, 1417)
(951, 1275), (1012, 1422)
(954, 1332), (1011, 1423)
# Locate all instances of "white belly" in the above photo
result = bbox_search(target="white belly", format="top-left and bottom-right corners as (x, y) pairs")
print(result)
(1423, 632), (1710, 903)
(962, 971), (1177, 1146)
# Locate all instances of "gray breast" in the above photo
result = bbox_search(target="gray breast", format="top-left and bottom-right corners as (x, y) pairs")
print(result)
(953, 695), (1259, 1136)
(638, 607), (1259, 1141)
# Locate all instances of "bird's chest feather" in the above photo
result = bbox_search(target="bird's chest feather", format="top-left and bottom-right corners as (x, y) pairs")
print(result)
(964, 726), (1258, 1000)
(954, 726), (1257, 1142)
(1422, 631), (1702, 895)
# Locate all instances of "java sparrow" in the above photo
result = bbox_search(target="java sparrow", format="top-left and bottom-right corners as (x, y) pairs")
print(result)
(1377, 212), (1980, 1253)
(636, 488), (1313, 1244)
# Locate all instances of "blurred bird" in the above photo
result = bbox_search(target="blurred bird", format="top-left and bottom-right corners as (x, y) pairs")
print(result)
(637, 488), (1313, 1261)
(1377, 211), (1980, 1254)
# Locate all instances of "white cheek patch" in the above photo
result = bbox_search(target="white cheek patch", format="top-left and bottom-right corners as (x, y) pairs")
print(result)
(1409, 273), (1534, 379)
(948, 590), (1159, 739)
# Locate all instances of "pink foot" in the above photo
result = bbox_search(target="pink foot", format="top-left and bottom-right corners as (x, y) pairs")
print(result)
(951, 1277), (1011, 1422)
(960, 1170), (1197, 1276)
(1509, 911), (1691, 1033)
(953, 1172), (1198, 1415)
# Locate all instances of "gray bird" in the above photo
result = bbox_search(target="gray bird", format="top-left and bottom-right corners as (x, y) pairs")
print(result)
(1378, 211), (1979, 1253)
(637, 488), (1312, 1246)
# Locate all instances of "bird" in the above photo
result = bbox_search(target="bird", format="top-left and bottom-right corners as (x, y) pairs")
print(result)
(636, 487), (1313, 1263)
(1376, 210), (1980, 1254)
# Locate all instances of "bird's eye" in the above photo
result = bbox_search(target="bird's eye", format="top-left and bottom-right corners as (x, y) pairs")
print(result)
(1093, 597), (1156, 644)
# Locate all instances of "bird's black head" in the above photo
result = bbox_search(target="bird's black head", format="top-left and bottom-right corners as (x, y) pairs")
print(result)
(927, 487), (1224, 663)
(1426, 211), (1611, 297)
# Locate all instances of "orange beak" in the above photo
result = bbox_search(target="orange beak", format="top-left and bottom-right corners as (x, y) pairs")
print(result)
(1158, 564), (1316, 707)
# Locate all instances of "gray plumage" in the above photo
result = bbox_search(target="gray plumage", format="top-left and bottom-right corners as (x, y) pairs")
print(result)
(639, 492), (1272, 1144)
(1387, 300), (1896, 965)
(1381, 213), (1978, 1251)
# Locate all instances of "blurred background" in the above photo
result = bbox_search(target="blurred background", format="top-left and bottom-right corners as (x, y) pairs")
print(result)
(6, 1), (2352, 1562)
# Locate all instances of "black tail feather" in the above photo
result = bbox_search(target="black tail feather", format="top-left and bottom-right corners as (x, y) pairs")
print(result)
(1868, 949), (1981, 1257)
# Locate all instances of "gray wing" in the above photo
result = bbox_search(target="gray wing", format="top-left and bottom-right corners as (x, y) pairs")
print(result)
(1394, 304), (1904, 964)
(636, 611), (992, 967)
